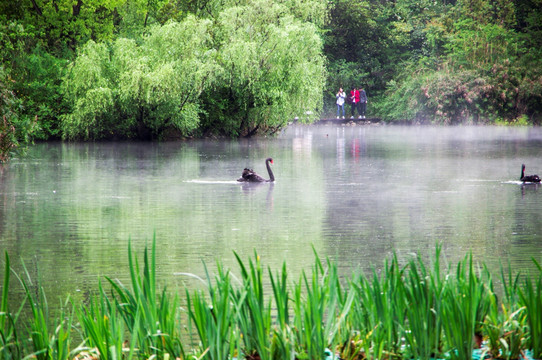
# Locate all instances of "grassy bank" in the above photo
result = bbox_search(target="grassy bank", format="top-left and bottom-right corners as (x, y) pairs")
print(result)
(1, 241), (541, 360)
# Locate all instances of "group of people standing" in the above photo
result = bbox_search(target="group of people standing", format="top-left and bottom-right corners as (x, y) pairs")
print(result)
(335, 87), (368, 119)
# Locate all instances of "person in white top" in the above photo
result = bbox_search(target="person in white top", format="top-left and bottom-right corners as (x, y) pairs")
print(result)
(336, 88), (346, 119)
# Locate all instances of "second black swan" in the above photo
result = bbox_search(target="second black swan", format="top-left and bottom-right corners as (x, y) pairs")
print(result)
(237, 158), (275, 182)
(520, 164), (541, 183)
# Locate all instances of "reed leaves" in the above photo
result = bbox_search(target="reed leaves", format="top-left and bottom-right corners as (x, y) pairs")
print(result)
(402, 251), (444, 360)
(518, 259), (542, 359)
(1, 243), (542, 360)
(186, 262), (238, 360)
(0, 251), (23, 360)
(105, 239), (184, 359)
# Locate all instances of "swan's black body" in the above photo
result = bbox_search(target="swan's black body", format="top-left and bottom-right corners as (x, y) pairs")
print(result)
(521, 164), (541, 183)
(237, 158), (275, 182)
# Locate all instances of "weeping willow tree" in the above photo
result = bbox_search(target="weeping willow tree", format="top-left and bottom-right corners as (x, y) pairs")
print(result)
(198, 0), (327, 137)
(60, 0), (327, 140)
(61, 16), (219, 140)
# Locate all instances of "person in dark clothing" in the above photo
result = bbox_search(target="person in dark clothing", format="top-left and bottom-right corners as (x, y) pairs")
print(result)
(358, 87), (368, 119)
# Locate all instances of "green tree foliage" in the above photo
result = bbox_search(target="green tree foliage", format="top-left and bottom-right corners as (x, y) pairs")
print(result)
(323, 0), (453, 111)
(0, 19), (67, 140)
(0, 86), (18, 162)
(374, 0), (542, 123)
(11, 46), (68, 139)
(323, 0), (380, 109)
(177, 0), (328, 25)
(2, 0), (327, 143)
(323, 0), (542, 123)
(2, 0), (542, 146)
(61, 40), (119, 140)
(116, 0), (182, 39)
(61, 0), (326, 139)
(0, 0), (124, 144)
(62, 17), (218, 140)
(0, 0), (125, 52)
(0, 65), (39, 162)
(198, 0), (326, 137)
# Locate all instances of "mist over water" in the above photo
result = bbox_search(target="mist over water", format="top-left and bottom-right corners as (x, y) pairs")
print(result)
(1, 125), (542, 301)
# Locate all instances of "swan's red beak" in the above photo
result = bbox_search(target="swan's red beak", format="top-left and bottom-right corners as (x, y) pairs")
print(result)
(270, 159), (274, 164)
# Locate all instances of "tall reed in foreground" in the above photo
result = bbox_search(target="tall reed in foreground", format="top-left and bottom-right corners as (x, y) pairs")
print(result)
(519, 259), (542, 359)
(234, 252), (273, 360)
(268, 262), (295, 359)
(105, 239), (184, 359)
(20, 260), (78, 360)
(4, 242), (542, 359)
(440, 255), (492, 360)
(0, 251), (23, 360)
(78, 284), (128, 360)
(186, 263), (238, 360)
(484, 265), (526, 360)
(402, 249), (445, 360)
(350, 255), (405, 359)
(292, 255), (345, 360)
(485, 299), (526, 360)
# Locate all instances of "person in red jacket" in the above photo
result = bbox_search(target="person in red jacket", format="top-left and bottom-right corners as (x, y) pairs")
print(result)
(349, 87), (360, 119)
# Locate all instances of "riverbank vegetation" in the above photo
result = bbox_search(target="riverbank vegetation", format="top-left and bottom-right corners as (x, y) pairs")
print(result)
(0, 0), (541, 152)
(2, 242), (542, 360)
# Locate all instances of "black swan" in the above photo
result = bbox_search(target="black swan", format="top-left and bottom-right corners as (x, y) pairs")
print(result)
(520, 164), (541, 183)
(237, 158), (275, 182)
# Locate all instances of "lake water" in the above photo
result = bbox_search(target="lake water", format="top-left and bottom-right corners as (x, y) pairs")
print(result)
(1, 125), (542, 302)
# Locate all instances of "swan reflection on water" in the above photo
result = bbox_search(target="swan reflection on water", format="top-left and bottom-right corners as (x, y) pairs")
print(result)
(239, 180), (274, 190)
(240, 180), (274, 194)
(521, 182), (539, 197)
(239, 181), (274, 210)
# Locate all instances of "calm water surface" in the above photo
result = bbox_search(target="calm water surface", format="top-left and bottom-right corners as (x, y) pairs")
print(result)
(1, 125), (542, 300)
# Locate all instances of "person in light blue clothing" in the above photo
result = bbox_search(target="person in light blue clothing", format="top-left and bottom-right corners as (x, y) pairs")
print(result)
(336, 88), (346, 119)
